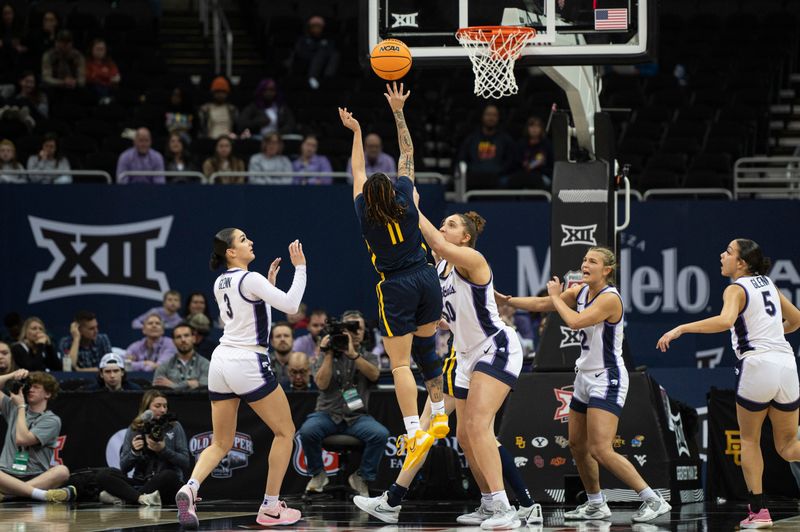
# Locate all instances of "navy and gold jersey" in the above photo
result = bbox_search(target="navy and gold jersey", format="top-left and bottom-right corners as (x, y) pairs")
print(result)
(354, 175), (427, 276)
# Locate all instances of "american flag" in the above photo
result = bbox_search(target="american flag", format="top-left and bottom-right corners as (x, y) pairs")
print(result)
(594, 8), (628, 30)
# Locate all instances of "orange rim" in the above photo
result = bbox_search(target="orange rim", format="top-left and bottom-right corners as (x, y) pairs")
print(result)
(455, 25), (536, 43)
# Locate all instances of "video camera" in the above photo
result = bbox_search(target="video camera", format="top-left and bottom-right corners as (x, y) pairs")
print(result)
(140, 411), (177, 442)
(10, 378), (30, 395)
(322, 317), (361, 354)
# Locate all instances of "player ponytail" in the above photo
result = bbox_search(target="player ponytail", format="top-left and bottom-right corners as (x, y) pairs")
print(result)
(458, 211), (486, 248)
(363, 172), (406, 226)
(588, 246), (617, 285)
(210, 228), (237, 270)
(735, 238), (772, 276)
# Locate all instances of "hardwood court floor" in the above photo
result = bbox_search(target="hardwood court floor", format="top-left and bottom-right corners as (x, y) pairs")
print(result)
(1, 498), (799, 531)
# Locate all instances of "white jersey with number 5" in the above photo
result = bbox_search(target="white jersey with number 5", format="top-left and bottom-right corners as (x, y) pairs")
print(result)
(730, 275), (792, 359)
(437, 259), (506, 352)
(575, 285), (624, 371)
(213, 266), (307, 353)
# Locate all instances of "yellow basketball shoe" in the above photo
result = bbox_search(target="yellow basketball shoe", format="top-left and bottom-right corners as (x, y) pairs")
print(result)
(428, 413), (450, 439)
(401, 429), (435, 471)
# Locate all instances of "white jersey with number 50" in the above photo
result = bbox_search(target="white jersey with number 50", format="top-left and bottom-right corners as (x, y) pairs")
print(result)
(213, 266), (307, 354)
(730, 275), (792, 359)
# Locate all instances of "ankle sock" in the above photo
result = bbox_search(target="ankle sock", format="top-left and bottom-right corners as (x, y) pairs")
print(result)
(403, 415), (421, 438)
(31, 488), (46, 501)
(638, 487), (658, 502)
(262, 494), (279, 509)
(430, 400), (445, 415)
(587, 492), (604, 505)
(386, 483), (407, 507)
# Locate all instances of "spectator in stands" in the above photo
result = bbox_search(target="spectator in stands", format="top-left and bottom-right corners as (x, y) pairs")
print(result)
(291, 15), (340, 90)
(198, 76), (238, 139)
(509, 116), (553, 190)
(299, 310), (387, 497)
(152, 324), (210, 390)
(165, 87), (194, 144)
(248, 133), (292, 184)
(238, 78), (296, 139)
(203, 136), (245, 184)
(116, 127), (166, 184)
(0, 139), (24, 183)
(0, 370), (74, 500)
(25, 10), (58, 61)
(96, 390), (188, 506)
(183, 292), (211, 322)
(186, 313), (215, 360)
(2, 313), (22, 344)
(8, 71), (48, 124)
(26, 133), (71, 184)
(132, 290), (183, 330)
(269, 322), (294, 388)
(84, 353), (142, 392)
(284, 351), (314, 392)
(163, 133), (197, 178)
(457, 104), (517, 186)
(85, 38), (120, 102)
(292, 134), (332, 185)
(11, 317), (60, 372)
(41, 30), (85, 90)
(346, 132), (396, 181)
(0, 3), (25, 81)
(293, 309), (327, 362)
(126, 314), (177, 372)
(0, 341), (16, 379)
(287, 302), (309, 333)
(59, 310), (112, 373)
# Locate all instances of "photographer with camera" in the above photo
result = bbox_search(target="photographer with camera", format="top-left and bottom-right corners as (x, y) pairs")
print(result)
(0, 369), (76, 502)
(95, 390), (189, 506)
(298, 310), (389, 497)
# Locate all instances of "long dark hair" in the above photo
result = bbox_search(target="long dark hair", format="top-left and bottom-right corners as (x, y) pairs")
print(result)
(363, 173), (406, 226)
(183, 291), (212, 320)
(735, 238), (772, 276)
(209, 228), (237, 270)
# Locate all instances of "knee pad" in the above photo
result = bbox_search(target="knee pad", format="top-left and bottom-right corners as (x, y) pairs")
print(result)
(411, 335), (442, 381)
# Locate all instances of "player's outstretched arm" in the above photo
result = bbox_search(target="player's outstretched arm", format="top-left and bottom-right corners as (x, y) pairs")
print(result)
(385, 82), (415, 182)
(339, 107), (366, 199)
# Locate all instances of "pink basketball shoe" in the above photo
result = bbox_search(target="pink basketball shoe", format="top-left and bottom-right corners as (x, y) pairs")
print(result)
(740, 506), (772, 529)
(256, 501), (302, 526)
(175, 484), (199, 529)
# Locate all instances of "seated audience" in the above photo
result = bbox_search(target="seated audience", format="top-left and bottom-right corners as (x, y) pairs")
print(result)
(284, 351), (315, 392)
(299, 310), (387, 497)
(132, 290), (183, 330)
(163, 133), (197, 176)
(269, 322), (294, 388)
(198, 76), (237, 139)
(346, 133), (396, 180)
(237, 78), (296, 138)
(85, 38), (120, 101)
(0, 3), (27, 82)
(7, 71), (48, 125)
(183, 292), (211, 321)
(0, 370), (75, 502)
(509, 115), (553, 189)
(292, 309), (327, 362)
(2, 312), (22, 344)
(84, 353), (142, 392)
(0, 139), (24, 183)
(58, 310), (112, 372)
(126, 314), (177, 372)
(186, 314), (215, 360)
(457, 104), (517, 186)
(0, 341), (15, 380)
(248, 133), (293, 184)
(152, 324), (210, 390)
(11, 317), (61, 372)
(290, 15), (340, 89)
(25, 10), (58, 61)
(41, 30), (85, 90)
(116, 127), (165, 184)
(287, 303), (309, 333)
(292, 134), (332, 185)
(165, 87), (194, 143)
(203, 136), (245, 184)
(96, 391), (189, 506)
(26, 133), (71, 184)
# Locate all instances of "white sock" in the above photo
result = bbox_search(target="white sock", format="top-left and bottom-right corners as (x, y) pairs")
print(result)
(403, 415), (421, 438)
(262, 494), (279, 509)
(31, 488), (47, 501)
(587, 491), (604, 504)
(481, 492), (492, 507)
(638, 487), (658, 502)
(430, 400), (445, 416)
(490, 490), (510, 508)
(187, 478), (200, 493)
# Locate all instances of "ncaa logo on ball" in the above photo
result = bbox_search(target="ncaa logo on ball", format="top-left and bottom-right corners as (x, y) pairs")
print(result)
(380, 45), (401, 52)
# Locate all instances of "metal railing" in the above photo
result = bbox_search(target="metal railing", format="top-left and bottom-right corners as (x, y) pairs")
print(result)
(117, 171), (208, 184)
(734, 156), (800, 199)
(464, 189), (552, 201)
(0, 169), (112, 183)
(208, 171), (449, 185)
(212, 0), (233, 79)
(642, 188), (733, 200)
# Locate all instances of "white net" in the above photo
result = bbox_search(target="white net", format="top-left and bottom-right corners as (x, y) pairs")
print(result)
(456, 26), (536, 99)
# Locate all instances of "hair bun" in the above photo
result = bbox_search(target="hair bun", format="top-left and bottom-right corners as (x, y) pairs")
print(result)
(463, 211), (486, 236)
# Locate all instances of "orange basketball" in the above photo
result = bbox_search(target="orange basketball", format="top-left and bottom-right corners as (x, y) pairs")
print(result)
(370, 39), (412, 80)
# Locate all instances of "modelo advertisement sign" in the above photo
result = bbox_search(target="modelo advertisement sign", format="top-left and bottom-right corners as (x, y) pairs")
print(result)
(1, 186), (798, 368)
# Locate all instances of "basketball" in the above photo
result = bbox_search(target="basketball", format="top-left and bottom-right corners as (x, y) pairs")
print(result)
(370, 39), (412, 80)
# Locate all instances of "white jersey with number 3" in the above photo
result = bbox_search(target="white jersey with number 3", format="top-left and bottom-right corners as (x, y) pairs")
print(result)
(437, 259), (506, 353)
(575, 285), (624, 371)
(730, 275), (792, 359)
(213, 266), (307, 353)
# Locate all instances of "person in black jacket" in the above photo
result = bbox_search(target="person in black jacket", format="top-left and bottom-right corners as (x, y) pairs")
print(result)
(11, 317), (61, 372)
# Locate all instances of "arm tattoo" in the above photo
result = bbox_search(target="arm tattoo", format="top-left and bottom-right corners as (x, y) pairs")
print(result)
(393, 109), (414, 155)
(425, 375), (444, 403)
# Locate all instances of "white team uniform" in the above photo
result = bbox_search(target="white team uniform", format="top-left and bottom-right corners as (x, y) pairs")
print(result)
(437, 259), (522, 398)
(730, 275), (798, 411)
(207, 266), (306, 402)
(570, 284), (629, 416)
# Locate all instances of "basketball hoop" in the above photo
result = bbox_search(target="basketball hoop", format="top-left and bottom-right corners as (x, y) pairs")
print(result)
(456, 26), (536, 99)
